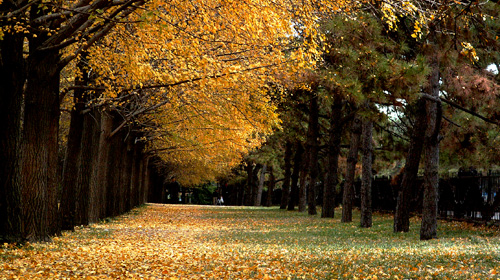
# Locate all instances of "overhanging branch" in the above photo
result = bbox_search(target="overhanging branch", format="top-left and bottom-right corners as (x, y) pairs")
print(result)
(420, 93), (500, 126)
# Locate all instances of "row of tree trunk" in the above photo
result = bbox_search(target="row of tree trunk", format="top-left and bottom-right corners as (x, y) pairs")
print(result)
(60, 108), (153, 232)
(0, 0), (157, 243)
(0, 74), (157, 242)
(276, 69), (442, 240)
(277, 94), (375, 228)
(233, 161), (277, 207)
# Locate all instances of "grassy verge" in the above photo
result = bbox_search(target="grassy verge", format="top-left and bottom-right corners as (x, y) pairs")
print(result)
(1, 204), (499, 279)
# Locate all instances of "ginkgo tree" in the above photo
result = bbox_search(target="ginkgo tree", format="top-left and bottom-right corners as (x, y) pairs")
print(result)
(78, 0), (377, 184)
(2, 0), (364, 242)
(58, 0), (319, 233)
(1, 0), (151, 243)
(79, 0), (318, 185)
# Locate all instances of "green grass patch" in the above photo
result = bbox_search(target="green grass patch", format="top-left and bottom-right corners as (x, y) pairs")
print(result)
(200, 206), (500, 279)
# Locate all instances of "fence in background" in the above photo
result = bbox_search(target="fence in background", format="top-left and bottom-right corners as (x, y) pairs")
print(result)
(352, 172), (500, 221)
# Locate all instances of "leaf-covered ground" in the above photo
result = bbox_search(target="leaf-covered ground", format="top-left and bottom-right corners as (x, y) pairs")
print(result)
(1, 204), (500, 279)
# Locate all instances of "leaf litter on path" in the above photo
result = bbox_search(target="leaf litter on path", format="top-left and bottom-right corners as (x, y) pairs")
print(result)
(1, 204), (499, 279)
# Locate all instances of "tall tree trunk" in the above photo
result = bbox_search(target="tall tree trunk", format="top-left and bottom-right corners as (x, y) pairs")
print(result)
(288, 141), (303, 211)
(93, 112), (113, 219)
(250, 164), (262, 206)
(21, 45), (61, 241)
(118, 137), (129, 212)
(87, 111), (102, 223)
(394, 99), (427, 232)
(420, 55), (441, 240)
(114, 137), (124, 211)
(255, 164), (267, 206)
(360, 119), (373, 228)
(322, 96), (343, 218)
(298, 155), (309, 213)
(124, 137), (134, 212)
(265, 165), (275, 207)
(136, 153), (145, 206)
(141, 156), (151, 204)
(238, 177), (245, 206)
(130, 142), (142, 208)
(76, 110), (99, 226)
(280, 141), (292, 209)
(307, 94), (320, 216)
(244, 162), (254, 206)
(60, 104), (84, 230)
(46, 76), (61, 238)
(0, 32), (25, 243)
(106, 125), (122, 217)
(61, 56), (90, 230)
(342, 116), (362, 223)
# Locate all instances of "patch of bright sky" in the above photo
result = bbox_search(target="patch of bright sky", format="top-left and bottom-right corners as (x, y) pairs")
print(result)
(376, 91), (406, 120)
(486, 64), (498, 75)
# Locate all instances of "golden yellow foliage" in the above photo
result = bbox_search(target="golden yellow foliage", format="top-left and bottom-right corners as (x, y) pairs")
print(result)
(60, 0), (428, 184)
(79, 0), (340, 184)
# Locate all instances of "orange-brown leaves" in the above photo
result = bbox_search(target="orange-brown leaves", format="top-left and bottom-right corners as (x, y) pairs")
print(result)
(1, 205), (499, 279)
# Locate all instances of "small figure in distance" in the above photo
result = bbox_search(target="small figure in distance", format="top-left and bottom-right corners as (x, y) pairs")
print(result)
(217, 195), (224, 206)
(167, 176), (181, 204)
(212, 189), (219, 205)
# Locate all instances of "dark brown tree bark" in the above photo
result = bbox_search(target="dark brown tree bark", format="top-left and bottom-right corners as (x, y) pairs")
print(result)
(21, 46), (61, 241)
(106, 124), (123, 217)
(420, 54), (441, 240)
(244, 162), (254, 206)
(136, 153), (145, 206)
(342, 116), (362, 223)
(280, 141), (293, 209)
(249, 163), (262, 206)
(19, 14), (63, 241)
(93, 112), (113, 219)
(61, 56), (90, 230)
(60, 103), (84, 230)
(87, 111), (103, 223)
(74, 115), (94, 226)
(306, 94), (320, 215)
(0, 32), (25, 243)
(298, 163), (309, 212)
(394, 99), (427, 232)
(140, 156), (151, 205)
(238, 176), (245, 206)
(288, 141), (303, 211)
(1, 0), (146, 243)
(46, 77), (61, 238)
(255, 164), (267, 206)
(124, 137), (135, 212)
(265, 165), (275, 207)
(360, 119), (373, 228)
(322, 96), (343, 218)
(130, 142), (143, 208)
(118, 137), (130, 212)
(119, 139), (127, 210)
(77, 110), (100, 225)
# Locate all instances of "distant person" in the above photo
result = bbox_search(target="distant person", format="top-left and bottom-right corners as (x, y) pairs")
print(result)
(167, 176), (181, 204)
(217, 195), (224, 206)
(212, 189), (219, 205)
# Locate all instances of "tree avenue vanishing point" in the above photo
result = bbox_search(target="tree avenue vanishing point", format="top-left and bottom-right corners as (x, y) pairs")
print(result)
(0, 0), (361, 242)
(1, 0), (498, 244)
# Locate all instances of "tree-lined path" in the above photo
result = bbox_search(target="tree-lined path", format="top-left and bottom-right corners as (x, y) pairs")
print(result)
(1, 204), (499, 279)
(2, 0), (500, 244)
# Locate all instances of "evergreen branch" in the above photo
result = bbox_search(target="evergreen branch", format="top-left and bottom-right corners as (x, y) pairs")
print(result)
(421, 93), (500, 126)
